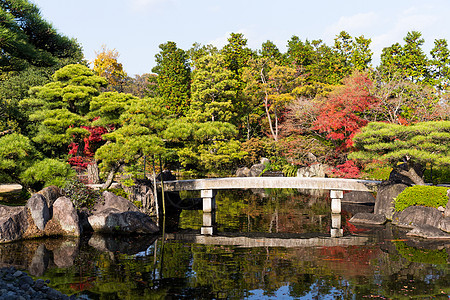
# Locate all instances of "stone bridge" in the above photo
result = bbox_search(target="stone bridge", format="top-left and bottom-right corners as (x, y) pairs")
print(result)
(160, 177), (381, 237)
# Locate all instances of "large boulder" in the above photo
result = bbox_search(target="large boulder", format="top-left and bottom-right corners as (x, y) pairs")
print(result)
(438, 217), (450, 233)
(0, 205), (28, 243)
(296, 163), (328, 178)
(236, 167), (251, 177)
(48, 196), (81, 236)
(250, 163), (266, 177)
(36, 185), (63, 209)
(88, 208), (158, 234)
(392, 206), (443, 229)
(93, 191), (140, 213)
(342, 191), (375, 204)
(26, 194), (50, 231)
(406, 224), (450, 239)
(374, 182), (408, 220)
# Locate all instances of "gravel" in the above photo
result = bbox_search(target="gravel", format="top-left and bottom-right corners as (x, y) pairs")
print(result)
(0, 267), (88, 300)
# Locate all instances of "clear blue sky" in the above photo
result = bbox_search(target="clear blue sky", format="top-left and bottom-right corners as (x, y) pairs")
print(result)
(34, 0), (450, 76)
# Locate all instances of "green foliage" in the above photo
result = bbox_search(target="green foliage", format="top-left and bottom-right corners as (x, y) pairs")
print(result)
(0, 133), (38, 183)
(394, 186), (449, 212)
(282, 164), (298, 177)
(395, 241), (448, 264)
(360, 160), (392, 181)
(105, 188), (128, 199)
(0, 0), (83, 73)
(189, 53), (240, 123)
(350, 121), (450, 184)
(19, 64), (106, 157)
(63, 177), (101, 210)
(152, 41), (191, 115)
(20, 158), (75, 190)
(95, 97), (167, 174)
(164, 118), (246, 175)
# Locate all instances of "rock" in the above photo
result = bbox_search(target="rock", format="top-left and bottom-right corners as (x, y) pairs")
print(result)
(26, 194), (50, 231)
(93, 191), (139, 213)
(406, 224), (450, 239)
(125, 179), (157, 213)
(374, 182), (408, 220)
(36, 186), (62, 209)
(50, 197), (81, 236)
(392, 206), (443, 229)
(88, 208), (159, 234)
(342, 191), (375, 204)
(260, 157), (270, 165)
(349, 213), (387, 225)
(296, 163), (327, 178)
(0, 205), (28, 243)
(341, 202), (374, 214)
(438, 217), (450, 233)
(236, 167), (251, 177)
(250, 163), (266, 177)
(444, 189), (450, 218)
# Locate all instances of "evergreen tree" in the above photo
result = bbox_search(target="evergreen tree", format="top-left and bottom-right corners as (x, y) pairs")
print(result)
(0, 0), (83, 73)
(350, 121), (450, 185)
(152, 41), (191, 116)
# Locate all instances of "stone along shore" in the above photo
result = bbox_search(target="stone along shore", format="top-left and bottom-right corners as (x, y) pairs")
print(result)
(0, 266), (86, 300)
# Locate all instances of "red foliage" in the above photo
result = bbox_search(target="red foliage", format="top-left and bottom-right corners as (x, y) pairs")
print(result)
(68, 125), (108, 170)
(313, 72), (379, 151)
(329, 160), (360, 178)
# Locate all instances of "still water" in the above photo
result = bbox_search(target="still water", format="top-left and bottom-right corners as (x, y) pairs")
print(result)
(0, 189), (449, 299)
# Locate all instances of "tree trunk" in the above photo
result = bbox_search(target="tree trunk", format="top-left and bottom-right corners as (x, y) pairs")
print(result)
(102, 163), (121, 189)
(87, 161), (100, 184)
(396, 162), (426, 185)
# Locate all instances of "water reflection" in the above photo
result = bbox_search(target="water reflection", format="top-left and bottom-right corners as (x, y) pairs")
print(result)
(0, 189), (448, 299)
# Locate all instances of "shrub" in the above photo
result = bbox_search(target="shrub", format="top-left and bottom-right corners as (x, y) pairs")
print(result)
(107, 188), (129, 199)
(63, 178), (101, 211)
(394, 185), (449, 212)
(361, 160), (392, 181)
(20, 158), (76, 191)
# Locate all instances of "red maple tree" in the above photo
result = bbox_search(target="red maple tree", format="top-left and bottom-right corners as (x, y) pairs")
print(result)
(313, 71), (379, 151)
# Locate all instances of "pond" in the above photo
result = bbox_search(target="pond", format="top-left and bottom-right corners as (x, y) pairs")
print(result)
(0, 189), (449, 299)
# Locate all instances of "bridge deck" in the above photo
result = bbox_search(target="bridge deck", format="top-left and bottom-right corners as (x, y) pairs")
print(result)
(161, 177), (380, 192)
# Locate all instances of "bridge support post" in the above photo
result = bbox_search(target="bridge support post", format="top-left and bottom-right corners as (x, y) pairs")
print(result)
(330, 190), (343, 238)
(201, 189), (217, 235)
(330, 190), (343, 214)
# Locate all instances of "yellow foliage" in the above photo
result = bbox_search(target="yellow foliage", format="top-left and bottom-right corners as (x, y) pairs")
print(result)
(92, 45), (127, 90)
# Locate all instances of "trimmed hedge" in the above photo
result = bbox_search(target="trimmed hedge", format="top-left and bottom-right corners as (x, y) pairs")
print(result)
(395, 185), (449, 212)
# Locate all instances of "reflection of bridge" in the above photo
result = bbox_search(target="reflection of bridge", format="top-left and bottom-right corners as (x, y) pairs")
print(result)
(160, 177), (381, 237)
(165, 232), (370, 248)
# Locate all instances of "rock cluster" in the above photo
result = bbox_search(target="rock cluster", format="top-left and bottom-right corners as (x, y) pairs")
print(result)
(0, 266), (84, 300)
(350, 182), (450, 239)
(0, 187), (159, 244)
